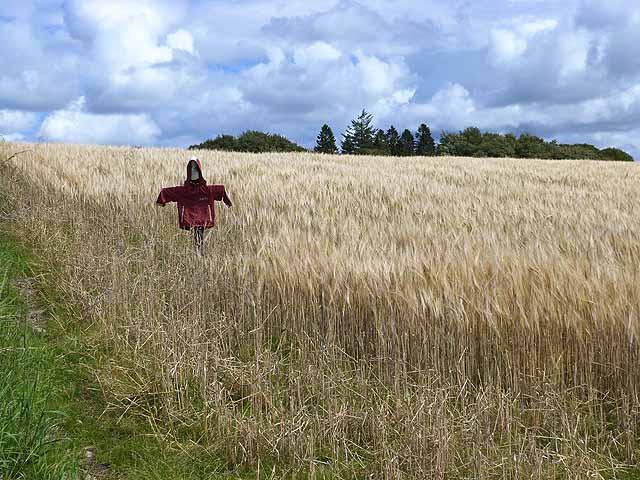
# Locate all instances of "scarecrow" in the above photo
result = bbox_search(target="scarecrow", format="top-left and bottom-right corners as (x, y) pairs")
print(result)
(156, 156), (232, 255)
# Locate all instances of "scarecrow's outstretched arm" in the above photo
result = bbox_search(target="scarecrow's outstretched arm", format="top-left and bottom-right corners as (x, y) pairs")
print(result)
(156, 186), (182, 206)
(209, 185), (233, 207)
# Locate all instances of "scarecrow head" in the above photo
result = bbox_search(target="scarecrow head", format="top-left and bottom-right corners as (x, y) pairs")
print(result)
(187, 156), (204, 184)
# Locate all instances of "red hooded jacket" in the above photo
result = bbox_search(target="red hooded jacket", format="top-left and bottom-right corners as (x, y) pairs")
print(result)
(156, 159), (232, 230)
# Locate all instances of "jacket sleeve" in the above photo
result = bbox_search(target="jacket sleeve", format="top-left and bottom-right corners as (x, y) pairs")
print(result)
(209, 185), (233, 207)
(156, 186), (182, 205)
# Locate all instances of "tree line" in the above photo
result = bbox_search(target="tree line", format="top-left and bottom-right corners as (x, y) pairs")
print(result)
(438, 127), (633, 161)
(188, 109), (634, 161)
(315, 110), (436, 156)
(188, 130), (306, 153)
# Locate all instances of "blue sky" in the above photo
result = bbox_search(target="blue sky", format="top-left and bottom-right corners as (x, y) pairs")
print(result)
(1, 0), (639, 158)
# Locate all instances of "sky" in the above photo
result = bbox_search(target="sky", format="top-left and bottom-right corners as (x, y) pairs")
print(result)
(1, 0), (640, 158)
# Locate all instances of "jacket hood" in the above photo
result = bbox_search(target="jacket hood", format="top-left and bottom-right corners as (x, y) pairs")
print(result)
(186, 157), (206, 185)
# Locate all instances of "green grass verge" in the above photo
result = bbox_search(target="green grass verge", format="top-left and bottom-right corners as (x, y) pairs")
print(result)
(0, 234), (269, 479)
(0, 238), (81, 478)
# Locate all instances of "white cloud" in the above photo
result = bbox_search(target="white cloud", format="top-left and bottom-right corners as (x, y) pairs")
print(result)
(293, 42), (341, 67)
(489, 17), (558, 64)
(355, 51), (411, 97)
(372, 88), (416, 119)
(39, 97), (160, 145)
(556, 31), (590, 78)
(0, 110), (38, 132)
(190, 0), (340, 64)
(490, 29), (528, 63)
(0, 109), (38, 142)
(65, 0), (182, 70)
(240, 45), (416, 131)
(517, 19), (558, 36)
(0, 17), (81, 110)
(166, 29), (197, 56)
(52, 0), (204, 114)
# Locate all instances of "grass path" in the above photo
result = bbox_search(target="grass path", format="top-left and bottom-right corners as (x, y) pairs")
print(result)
(0, 236), (82, 478)
(0, 233), (265, 479)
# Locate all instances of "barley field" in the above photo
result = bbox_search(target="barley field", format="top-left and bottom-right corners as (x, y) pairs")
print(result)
(1, 141), (640, 478)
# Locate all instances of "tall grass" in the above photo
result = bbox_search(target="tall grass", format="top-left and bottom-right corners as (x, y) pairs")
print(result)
(2, 141), (640, 478)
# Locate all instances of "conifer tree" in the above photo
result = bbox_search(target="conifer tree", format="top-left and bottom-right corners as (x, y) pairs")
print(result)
(341, 125), (356, 154)
(342, 109), (375, 154)
(386, 125), (401, 156)
(314, 124), (338, 154)
(372, 129), (389, 155)
(399, 129), (416, 156)
(415, 123), (436, 156)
